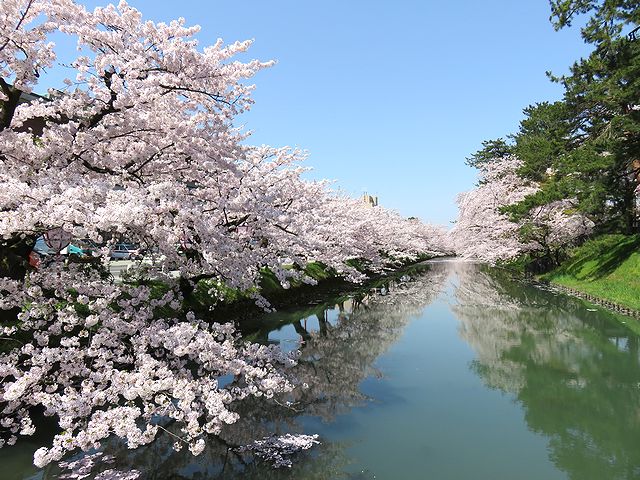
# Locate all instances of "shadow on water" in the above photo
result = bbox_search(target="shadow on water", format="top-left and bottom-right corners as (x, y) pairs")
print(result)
(235, 260), (443, 340)
(5, 260), (640, 479)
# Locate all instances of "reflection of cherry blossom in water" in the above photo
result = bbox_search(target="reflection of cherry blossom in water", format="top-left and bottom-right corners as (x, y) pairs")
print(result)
(286, 266), (449, 421)
(59, 452), (141, 480)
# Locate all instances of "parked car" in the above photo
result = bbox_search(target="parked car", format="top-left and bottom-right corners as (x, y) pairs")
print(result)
(29, 237), (102, 268)
(71, 238), (100, 256)
(110, 243), (142, 260)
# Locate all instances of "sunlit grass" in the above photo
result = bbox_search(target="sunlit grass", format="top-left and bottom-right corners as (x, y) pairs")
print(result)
(543, 234), (640, 310)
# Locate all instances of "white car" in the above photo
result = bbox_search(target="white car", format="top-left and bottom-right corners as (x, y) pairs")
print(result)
(110, 243), (142, 260)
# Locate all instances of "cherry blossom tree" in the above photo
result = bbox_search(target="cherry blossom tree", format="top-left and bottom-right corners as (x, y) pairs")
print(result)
(450, 156), (538, 263)
(0, 0), (444, 470)
(451, 155), (593, 264)
(42, 266), (447, 478)
(0, 0), (443, 291)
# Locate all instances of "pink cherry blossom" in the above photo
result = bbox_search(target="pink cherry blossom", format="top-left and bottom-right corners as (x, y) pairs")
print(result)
(451, 155), (593, 263)
(0, 0), (446, 469)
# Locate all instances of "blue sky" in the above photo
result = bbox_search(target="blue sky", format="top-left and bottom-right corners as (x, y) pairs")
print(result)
(42, 0), (593, 225)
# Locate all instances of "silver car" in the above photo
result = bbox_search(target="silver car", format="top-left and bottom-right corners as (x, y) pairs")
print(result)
(110, 243), (142, 260)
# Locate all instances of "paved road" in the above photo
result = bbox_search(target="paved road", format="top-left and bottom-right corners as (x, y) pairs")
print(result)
(109, 260), (133, 280)
(109, 257), (177, 281)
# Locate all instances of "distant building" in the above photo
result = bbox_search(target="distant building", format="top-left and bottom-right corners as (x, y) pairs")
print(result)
(362, 193), (378, 207)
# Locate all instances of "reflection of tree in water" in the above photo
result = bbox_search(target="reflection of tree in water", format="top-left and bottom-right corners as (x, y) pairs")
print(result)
(452, 262), (640, 480)
(37, 265), (446, 480)
(288, 265), (448, 421)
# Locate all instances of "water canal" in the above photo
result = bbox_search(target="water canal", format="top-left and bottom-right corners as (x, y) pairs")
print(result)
(5, 259), (640, 479)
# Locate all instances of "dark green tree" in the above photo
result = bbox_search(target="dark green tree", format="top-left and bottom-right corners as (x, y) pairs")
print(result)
(549, 0), (639, 46)
(546, 0), (640, 232)
(466, 138), (513, 172)
(496, 1), (640, 233)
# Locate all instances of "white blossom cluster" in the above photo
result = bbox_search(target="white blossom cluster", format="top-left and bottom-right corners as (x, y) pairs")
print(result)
(0, 263), (298, 467)
(527, 199), (594, 249)
(237, 433), (319, 468)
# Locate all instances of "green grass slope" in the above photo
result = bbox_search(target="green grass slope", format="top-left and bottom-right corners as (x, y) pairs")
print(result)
(543, 234), (640, 310)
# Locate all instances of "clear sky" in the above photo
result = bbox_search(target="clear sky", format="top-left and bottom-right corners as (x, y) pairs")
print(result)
(42, 0), (593, 226)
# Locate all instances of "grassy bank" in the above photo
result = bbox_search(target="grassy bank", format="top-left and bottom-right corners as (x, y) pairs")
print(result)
(541, 234), (640, 311)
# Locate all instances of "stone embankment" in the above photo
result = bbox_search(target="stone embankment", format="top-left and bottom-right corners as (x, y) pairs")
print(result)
(552, 284), (640, 319)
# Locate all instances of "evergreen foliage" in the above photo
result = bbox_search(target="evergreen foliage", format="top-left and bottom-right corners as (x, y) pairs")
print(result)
(468, 0), (640, 242)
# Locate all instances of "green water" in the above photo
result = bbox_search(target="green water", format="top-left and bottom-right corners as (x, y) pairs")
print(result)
(5, 260), (640, 479)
